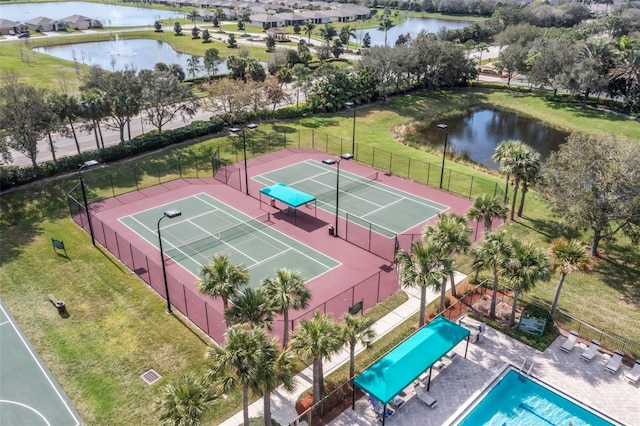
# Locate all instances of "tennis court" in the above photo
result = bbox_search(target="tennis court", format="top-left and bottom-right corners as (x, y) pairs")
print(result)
(0, 300), (82, 426)
(119, 193), (340, 288)
(253, 160), (449, 237)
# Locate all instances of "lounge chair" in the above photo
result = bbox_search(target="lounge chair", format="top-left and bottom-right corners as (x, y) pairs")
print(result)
(416, 386), (438, 408)
(624, 360), (640, 384)
(368, 395), (395, 420)
(560, 331), (579, 352)
(605, 350), (624, 373)
(580, 340), (600, 362)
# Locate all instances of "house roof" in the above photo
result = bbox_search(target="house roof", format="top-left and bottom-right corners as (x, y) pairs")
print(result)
(25, 16), (58, 26)
(59, 15), (92, 24)
(0, 19), (20, 29)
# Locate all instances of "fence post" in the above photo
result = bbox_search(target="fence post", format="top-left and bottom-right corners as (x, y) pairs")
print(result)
(469, 176), (474, 199)
(110, 175), (115, 198)
(446, 169), (452, 191)
(325, 133), (328, 153)
(389, 153), (392, 174)
(376, 272), (381, 303)
(494, 182), (499, 198)
(372, 147), (376, 168)
(178, 155), (182, 178)
(283, 130), (287, 148)
(157, 164), (161, 184)
(195, 159), (199, 178)
(312, 129), (315, 149)
(426, 163), (430, 186)
(408, 158), (411, 180)
(298, 129), (301, 149)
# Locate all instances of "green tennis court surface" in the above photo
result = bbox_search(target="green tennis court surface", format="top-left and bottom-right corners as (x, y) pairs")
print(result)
(119, 193), (340, 288)
(254, 160), (449, 236)
(0, 300), (82, 426)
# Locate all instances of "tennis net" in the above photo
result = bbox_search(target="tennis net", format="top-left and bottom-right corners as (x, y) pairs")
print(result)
(164, 212), (270, 260)
(316, 171), (379, 204)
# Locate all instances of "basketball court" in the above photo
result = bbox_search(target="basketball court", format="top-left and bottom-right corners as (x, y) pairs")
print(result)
(0, 300), (82, 426)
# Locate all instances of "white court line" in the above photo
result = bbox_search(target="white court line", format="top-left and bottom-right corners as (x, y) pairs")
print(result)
(188, 219), (259, 264)
(194, 193), (339, 270)
(0, 400), (50, 426)
(0, 320), (10, 326)
(0, 303), (81, 425)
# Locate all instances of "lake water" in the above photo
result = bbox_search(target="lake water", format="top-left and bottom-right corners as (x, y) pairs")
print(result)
(0, 2), (182, 27)
(354, 17), (471, 47)
(34, 38), (230, 76)
(420, 109), (569, 169)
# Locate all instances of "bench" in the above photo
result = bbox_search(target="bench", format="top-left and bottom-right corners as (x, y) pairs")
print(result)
(49, 294), (67, 314)
(458, 315), (486, 343)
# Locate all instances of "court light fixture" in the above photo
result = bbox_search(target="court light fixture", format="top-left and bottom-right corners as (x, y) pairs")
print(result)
(437, 124), (448, 190)
(230, 124), (258, 196)
(323, 153), (354, 237)
(78, 159), (99, 246)
(158, 209), (182, 314)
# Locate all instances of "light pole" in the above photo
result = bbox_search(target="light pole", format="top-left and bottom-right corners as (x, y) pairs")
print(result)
(345, 101), (356, 157)
(322, 153), (354, 237)
(78, 159), (99, 246)
(437, 123), (448, 190)
(229, 123), (258, 195)
(157, 209), (182, 314)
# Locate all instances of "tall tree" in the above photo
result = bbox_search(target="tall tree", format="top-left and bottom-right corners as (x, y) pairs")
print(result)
(153, 371), (216, 426)
(139, 69), (199, 134)
(395, 240), (449, 327)
(339, 25), (356, 49)
(500, 240), (551, 327)
(239, 9), (251, 35)
(174, 22), (183, 36)
(466, 194), (508, 240)
(187, 55), (202, 78)
(318, 23), (337, 46)
(50, 91), (81, 154)
(471, 231), (512, 318)
(261, 268), (311, 349)
(541, 133), (640, 256)
(422, 213), (471, 299)
(492, 140), (521, 204)
(549, 238), (590, 316)
(289, 312), (343, 405)
(303, 20), (316, 43)
(213, 8), (226, 29)
(188, 10), (200, 26)
(0, 73), (51, 167)
(378, 15), (394, 47)
(341, 313), (375, 384)
(203, 48), (221, 79)
(516, 147), (541, 218)
(224, 287), (275, 330)
(255, 343), (297, 426)
(197, 254), (249, 313)
(79, 87), (108, 149)
(207, 324), (267, 426)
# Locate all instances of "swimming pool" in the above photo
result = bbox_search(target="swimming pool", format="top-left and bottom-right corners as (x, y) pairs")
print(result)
(453, 367), (622, 426)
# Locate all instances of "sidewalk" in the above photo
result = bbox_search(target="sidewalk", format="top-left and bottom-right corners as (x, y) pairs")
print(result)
(219, 272), (468, 426)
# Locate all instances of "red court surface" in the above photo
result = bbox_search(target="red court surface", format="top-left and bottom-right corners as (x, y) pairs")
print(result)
(88, 149), (476, 343)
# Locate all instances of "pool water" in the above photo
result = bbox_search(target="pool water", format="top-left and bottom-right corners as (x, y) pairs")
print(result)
(458, 369), (615, 426)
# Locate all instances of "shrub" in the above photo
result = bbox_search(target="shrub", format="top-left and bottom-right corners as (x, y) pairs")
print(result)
(0, 118), (226, 190)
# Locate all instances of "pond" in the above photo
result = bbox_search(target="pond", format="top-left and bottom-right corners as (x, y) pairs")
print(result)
(0, 1), (182, 27)
(34, 38), (232, 77)
(353, 17), (471, 47)
(419, 109), (569, 169)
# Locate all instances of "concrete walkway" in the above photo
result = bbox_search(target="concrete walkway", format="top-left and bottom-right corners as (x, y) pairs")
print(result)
(219, 273), (467, 426)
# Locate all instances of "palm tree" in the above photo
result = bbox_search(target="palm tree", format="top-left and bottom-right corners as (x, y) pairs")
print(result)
(342, 313), (375, 384)
(318, 23), (337, 46)
(261, 268), (311, 349)
(549, 238), (590, 316)
(500, 240), (551, 327)
(213, 8), (226, 29)
(225, 287), (275, 330)
(395, 240), (449, 327)
(339, 25), (356, 49)
(197, 254), (249, 312)
(207, 323), (267, 426)
(303, 20), (316, 43)
(422, 213), (471, 298)
(471, 231), (512, 318)
(289, 312), (343, 405)
(492, 140), (520, 204)
(188, 10), (200, 26)
(154, 371), (216, 426)
(466, 194), (508, 240)
(378, 15), (394, 47)
(515, 147), (542, 218)
(256, 343), (297, 426)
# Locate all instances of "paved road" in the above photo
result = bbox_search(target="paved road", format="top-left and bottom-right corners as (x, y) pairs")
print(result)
(3, 27), (504, 168)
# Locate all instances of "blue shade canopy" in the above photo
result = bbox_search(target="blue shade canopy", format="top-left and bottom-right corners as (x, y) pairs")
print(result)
(260, 183), (316, 208)
(354, 316), (470, 405)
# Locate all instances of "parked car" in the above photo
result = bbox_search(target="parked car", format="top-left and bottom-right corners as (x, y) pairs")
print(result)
(18, 32), (30, 39)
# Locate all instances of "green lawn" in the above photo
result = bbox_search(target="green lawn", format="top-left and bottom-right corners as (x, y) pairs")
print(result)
(1, 88), (639, 424)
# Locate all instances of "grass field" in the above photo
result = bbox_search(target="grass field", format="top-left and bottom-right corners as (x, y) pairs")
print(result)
(1, 88), (639, 423)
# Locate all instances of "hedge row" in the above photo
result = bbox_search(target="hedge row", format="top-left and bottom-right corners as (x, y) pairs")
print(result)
(0, 118), (226, 191)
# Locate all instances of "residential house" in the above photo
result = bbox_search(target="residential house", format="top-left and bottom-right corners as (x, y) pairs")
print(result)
(0, 19), (26, 35)
(59, 15), (102, 30)
(25, 16), (59, 32)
